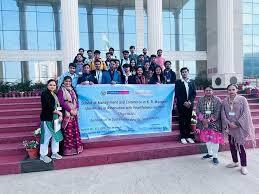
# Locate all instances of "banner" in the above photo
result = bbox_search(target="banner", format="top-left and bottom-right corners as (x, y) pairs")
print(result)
(77, 84), (175, 139)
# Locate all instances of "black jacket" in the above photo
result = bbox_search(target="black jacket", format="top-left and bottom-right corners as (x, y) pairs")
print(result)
(77, 73), (98, 84)
(148, 75), (166, 84)
(164, 69), (176, 84)
(40, 90), (55, 121)
(175, 79), (196, 109)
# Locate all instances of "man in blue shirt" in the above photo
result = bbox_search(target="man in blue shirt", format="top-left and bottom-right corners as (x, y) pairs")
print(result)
(58, 63), (78, 88)
(102, 59), (121, 84)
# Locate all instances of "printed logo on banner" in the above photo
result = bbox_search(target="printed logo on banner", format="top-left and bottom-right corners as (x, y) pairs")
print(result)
(100, 90), (130, 95)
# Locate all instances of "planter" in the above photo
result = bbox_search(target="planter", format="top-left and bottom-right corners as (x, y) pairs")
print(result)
(191, 124), (197, 131)
(245, 89), (251, 95)
(26, 148), (39, 159)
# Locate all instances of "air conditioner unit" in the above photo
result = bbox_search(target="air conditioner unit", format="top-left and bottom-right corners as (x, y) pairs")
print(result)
(212, 74), (243, 89)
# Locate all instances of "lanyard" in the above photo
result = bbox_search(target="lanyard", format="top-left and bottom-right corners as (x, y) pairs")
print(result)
(109, 70), (114, 81)
(96, 71), (100, 82)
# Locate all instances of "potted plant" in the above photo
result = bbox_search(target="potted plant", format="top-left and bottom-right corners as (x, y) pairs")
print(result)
(34, 127), (41, 143)
(22, 140), (39, 159)
(191, 111), (197, 131)
(191, 118), (197, 131)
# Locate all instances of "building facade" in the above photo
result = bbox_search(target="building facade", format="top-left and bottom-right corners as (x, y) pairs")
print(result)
(0, 0), (256, 86)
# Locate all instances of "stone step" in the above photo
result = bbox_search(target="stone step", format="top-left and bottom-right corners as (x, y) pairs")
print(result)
(0, 97), (40, 104)
(0, 102), (40, 110)
(0, 131), (35, 144)
(0, 122), (39, 133)
(0, 115), (39, 125)
(0, 108), (41, 117)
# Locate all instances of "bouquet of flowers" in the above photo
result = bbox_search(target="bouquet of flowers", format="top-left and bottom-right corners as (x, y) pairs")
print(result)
(22, 140), (39, 149)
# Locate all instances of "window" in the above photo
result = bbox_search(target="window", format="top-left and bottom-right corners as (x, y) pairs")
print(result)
(0, 0), (61, 50)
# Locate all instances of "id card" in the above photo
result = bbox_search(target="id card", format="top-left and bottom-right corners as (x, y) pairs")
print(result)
(56, 107), (62, 111)
(54, 119), (61, 133)
(167, 79), (170, 83)
(229, 112), (235, 116)
(205, 111), (211, 114)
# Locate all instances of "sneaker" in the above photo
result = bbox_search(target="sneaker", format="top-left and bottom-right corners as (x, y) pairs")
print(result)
(241, 167), (248, 175)
(51, 153), (62, 160)
(226, 162), (239, 168)
(212, 158), (219, 165)
(202, 154), (213, 160)
(181, 138), (188, 144)
(40, 155), (52, 163)
(186, 138), (195, 144)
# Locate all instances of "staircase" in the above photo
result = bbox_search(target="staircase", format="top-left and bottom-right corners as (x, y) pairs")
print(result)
(0, 91), (259, 175)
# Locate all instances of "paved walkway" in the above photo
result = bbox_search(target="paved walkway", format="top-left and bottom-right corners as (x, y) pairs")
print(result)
(1, 149), (259, 194)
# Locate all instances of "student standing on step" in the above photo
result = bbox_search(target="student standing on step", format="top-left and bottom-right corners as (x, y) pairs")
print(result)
(57, 76), (83, 156)
(196, 85), (223, 165)
(221, 84), (256, 175)
(40, 79), (63, 163)
(175, 67), (196, 144)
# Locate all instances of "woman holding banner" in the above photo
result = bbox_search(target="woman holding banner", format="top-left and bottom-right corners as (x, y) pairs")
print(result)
(57, 76), (83, 156)
(148, 66), (165, 84)
(129, 66), (148, 84)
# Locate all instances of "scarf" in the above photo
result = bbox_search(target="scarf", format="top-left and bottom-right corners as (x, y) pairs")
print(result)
(203, 96), (214, 119)
(135, 75), (147, 84)
(61, 84), (77, 129)
(222, 95), (256, 148)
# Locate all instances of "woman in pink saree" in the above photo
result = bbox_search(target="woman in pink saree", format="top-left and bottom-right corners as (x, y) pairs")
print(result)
(196, 85), (223, 165)
(221, 84), (256, 175)
(57, 76), (83, 155)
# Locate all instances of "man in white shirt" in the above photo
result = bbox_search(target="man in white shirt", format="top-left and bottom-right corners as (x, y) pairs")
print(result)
(58, 63), (78, 88)
(120, 50), (130, 66)
(91, 60), (104, 84)
(175, 67), (197, 144)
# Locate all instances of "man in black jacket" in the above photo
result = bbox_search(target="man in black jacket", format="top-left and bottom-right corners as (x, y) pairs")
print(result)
(164, 61), (176, 84)
(175, 67), (196, 144)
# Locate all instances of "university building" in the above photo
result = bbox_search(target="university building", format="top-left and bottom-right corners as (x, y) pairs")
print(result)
(0, 0), (258, 88)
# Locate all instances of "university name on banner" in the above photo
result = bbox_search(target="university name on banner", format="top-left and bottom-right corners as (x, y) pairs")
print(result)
(77, 84), (175, 139)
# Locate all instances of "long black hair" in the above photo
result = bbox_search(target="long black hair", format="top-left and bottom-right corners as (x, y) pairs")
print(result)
(151, 66), (165, 83)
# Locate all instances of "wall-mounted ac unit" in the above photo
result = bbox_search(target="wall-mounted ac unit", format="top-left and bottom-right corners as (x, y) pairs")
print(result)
(212, 74), (242, 89)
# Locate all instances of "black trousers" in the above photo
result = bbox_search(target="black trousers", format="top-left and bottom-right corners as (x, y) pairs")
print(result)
(178, 106), (193, 139)
(229, 135), (247, 166)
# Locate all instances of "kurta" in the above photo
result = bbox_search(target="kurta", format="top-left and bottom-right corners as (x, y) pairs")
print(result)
(196, 95), (223, 144)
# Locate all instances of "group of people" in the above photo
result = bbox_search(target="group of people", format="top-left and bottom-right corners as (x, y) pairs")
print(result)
(40, 77), (83, 163)
(179, 76), (256, 175)
(39, 46), (256, 176)
(58, 46), (176, 87)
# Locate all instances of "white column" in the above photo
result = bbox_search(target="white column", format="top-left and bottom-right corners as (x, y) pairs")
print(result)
(211, 0), (243, 88)
(147, 0), (163, 54)
(217, 0), (234, 74)
(135, 0), (144, 53)
(61, 0), (80, 71)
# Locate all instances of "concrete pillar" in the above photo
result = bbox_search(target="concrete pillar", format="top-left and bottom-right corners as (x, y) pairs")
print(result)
(0, 61), (4, 82)
(217, 0), (234, 74)
(53, 3), (62, 77)
(87, 7), (94, 50)
(61, 0), (80, 71)
(18, 2), (29, 82)
(147, 0), (163, 54)
(208, 0), (243, 88)
(135, 0), (144, 53)
(195, 0), (207, 79)
(118, 9), (124, 56)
